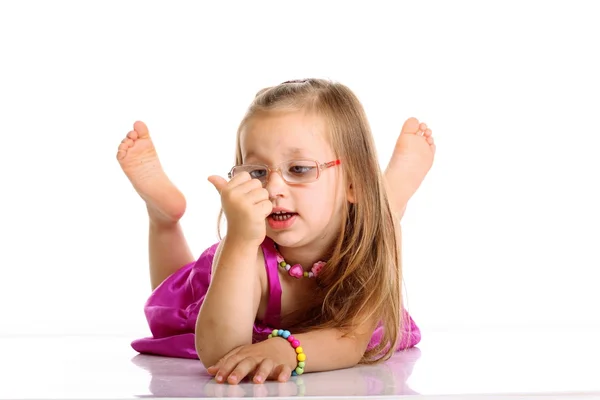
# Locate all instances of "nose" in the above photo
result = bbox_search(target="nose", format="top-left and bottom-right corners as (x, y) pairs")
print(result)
(265, 169), (287, 198)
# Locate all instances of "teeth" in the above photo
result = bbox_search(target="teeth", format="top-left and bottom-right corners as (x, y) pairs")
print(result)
(272, 213), (293, 221)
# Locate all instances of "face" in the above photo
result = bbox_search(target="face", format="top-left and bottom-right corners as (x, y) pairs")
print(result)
(239, 110), (348, 250)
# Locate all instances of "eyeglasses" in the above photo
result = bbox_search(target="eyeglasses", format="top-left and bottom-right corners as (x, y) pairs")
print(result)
(228, 159), (341, 185)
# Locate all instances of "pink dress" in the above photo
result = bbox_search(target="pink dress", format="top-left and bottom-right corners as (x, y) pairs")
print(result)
(131, 237), (421, 359)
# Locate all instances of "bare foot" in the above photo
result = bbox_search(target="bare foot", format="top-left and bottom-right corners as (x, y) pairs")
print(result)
(384, 117), (436, 219)
(117, 121), (186, 223)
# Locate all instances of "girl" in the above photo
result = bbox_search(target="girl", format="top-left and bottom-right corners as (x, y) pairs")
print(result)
(117, 79), (435, 385)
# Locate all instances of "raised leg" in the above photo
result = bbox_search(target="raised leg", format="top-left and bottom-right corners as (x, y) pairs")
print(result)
(384, 117), (436, 220)
(117, 121), (194, 289)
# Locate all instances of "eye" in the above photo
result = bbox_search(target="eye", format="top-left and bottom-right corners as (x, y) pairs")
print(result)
(249, 168), (268, 179)
(288, 164), (315, 175)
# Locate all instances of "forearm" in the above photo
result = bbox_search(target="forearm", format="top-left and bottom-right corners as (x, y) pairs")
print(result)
(286, 328), (373, 373)
(195, 236), (260, 366)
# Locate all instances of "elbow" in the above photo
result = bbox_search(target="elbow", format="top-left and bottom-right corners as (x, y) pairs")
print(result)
(352, 335), (374, 366)
(194, 314), (255, 367)
(340, 337), (368, 369)
(352, 348), (365, 367)
(198, 354), (219, 369)
(195, 332), (250, 368)
(337, 347), (363, 370)
(195, 337), (219, 368)
(194, 327), (218, 367)
(195, 316), (222, 367)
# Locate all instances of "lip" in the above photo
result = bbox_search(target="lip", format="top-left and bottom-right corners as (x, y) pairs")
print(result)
(270, 207), (296, 215)
(267, 213), (297, 230)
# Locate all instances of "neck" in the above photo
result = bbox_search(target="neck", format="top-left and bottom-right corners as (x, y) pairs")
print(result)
(276, 239), (332, 268)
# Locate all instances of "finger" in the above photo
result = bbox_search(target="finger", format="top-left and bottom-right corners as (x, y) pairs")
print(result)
(209, 346), (244, 379)
(230, 175), (265, 194)
(228, 170), (268, 189)
(252, 358), (275, 384)
(214, 357), (236, 383)
(278, 364), (293, 382)
(206, 363), (220, 375)
(208, 353), (232, 373)
(207, 367), (217, 376)
(216, 174), (263, 201)
(245, 187), (270, 205)
(259, 200), (273, 218)
(215, 353), (246, 384)
(269, 364), (293, 382)
(227, 357), (258, 385)
(208, 175), (228, 194)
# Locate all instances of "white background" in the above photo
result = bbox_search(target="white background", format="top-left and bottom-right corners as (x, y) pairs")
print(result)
(1, 0), (598, 338)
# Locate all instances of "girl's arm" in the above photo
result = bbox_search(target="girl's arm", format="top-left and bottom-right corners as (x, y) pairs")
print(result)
(284, 323), (377, 372)
(195, 236), (262, 367)
(198, 172), (273, 367)
(207, 319), (379, 384)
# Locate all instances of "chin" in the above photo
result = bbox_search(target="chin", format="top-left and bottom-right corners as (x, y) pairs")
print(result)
(266, 231), (305, 247)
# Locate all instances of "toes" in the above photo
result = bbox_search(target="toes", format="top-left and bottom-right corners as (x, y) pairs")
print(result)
(401, 117), (420, 135)
(424, 129), (432, 137)
(430, 144), (436, 155)
(127, 130), (139, 140)
(121, 138), (134, 147)
(116, 139), (133, 160)
(133, 121), (150, 138)
(427, 136), (434, 145)
(419, 122), (428, 132)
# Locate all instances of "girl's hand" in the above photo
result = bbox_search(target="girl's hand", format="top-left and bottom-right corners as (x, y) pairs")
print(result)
(206, 339), (297, 384)
(208, 173), (272, 246)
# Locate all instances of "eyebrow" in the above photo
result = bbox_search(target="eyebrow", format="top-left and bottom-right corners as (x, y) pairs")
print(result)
(244, 147), (309, 162)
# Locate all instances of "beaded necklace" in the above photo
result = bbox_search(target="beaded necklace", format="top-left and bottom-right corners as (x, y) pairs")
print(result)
(274, 244), (325, 279)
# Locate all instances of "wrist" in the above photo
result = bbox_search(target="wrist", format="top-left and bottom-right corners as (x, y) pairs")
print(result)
(220, 235), (260, 258)
(268, 329), (306, 376)
(223, 234), (263, 252)
(271, 336), (298, 371)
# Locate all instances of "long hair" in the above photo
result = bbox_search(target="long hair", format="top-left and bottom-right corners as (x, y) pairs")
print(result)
(219, 79), (402, 362)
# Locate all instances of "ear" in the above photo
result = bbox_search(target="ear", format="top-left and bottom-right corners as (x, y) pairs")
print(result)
(346, 182), (356, 204)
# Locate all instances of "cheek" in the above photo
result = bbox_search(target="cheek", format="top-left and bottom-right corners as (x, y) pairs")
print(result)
(296, 189), (329, 211)
(297, 182), (342, 220)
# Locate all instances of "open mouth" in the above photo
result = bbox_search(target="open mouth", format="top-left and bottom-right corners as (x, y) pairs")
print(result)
(269, 211), (297, 221)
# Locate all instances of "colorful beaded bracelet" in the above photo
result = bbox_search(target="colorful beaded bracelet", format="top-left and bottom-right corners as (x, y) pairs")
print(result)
(268, 329), (306, 376)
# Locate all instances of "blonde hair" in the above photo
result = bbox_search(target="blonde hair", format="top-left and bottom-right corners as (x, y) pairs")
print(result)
(220, 78), (402, 363)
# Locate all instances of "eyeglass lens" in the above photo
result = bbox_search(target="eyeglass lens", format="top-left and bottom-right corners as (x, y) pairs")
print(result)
(232, 160), (319, 183)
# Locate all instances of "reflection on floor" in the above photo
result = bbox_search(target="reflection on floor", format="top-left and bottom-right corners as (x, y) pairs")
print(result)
(1, 328), (599, 399)
(131, 345), (420, 398)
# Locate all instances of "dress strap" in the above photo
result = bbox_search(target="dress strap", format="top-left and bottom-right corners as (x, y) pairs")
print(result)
(260, 237), (281, 327)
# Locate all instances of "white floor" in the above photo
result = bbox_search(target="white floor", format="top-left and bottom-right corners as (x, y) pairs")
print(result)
(1, 328), (599, 399)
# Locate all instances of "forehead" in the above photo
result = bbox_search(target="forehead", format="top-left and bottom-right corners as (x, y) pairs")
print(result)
(240, 110), (332, 162)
